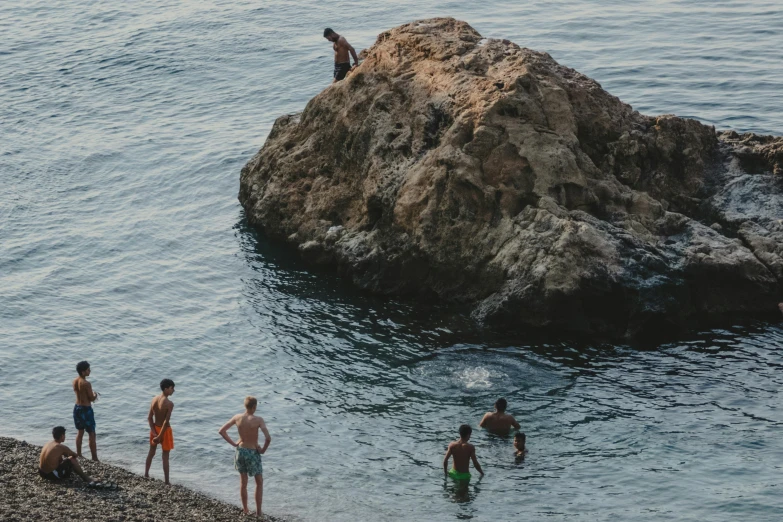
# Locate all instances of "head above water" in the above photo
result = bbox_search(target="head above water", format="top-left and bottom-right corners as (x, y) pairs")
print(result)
(494, 398), (508, 412)
(52, 426), (66, 441)
(160, 378), (175, 395)
(458, 424), (472, 440)
(244, 396), (257, 412)
(323, 27), (338, 42)
(76, 361), (90, 377)
(514, 432), (526, 445)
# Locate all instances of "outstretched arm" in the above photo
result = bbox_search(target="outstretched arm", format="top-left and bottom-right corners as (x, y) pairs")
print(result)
(511, 416), (521, 430)
(258, 418), (272, 454)
(471, 447), (484, 476)
(443, 445), (452, 475)
(218, 416), (238, 447)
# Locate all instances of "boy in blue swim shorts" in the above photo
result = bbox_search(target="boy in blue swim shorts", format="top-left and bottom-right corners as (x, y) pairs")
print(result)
(73, 361), (99, 460)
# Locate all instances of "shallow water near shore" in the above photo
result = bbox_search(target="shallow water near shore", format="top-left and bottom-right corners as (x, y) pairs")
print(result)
(2, 1), (783, 521)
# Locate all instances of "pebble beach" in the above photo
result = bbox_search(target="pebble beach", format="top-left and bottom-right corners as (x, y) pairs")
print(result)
(0, 438), (287, 521)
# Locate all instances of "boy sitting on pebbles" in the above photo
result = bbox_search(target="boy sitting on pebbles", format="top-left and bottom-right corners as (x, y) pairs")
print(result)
(39, 426), (94, 484)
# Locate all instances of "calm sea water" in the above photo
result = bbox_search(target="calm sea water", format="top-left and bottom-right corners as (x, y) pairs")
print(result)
(2, 1), (782, 520)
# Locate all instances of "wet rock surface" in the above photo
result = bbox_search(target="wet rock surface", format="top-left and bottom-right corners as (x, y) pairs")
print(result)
(240, 17), (782, 339)
(0, 438), (286, 521)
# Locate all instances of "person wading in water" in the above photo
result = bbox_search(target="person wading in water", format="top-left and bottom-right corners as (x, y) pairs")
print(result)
(323, 27), (359, 82)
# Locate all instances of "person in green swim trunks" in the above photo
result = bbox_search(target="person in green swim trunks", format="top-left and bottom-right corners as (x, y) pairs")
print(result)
(443, 424), (484, 481)
(218, 396), (272, 517)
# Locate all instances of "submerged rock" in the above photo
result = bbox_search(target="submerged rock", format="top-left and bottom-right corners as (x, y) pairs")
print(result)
(240, 18), (782, 338)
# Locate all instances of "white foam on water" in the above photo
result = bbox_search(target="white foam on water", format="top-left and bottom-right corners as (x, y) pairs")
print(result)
(455, 366), (494, 389)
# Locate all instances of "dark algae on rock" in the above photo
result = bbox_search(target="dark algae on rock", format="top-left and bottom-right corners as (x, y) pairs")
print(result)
(239, 18), (783, 339)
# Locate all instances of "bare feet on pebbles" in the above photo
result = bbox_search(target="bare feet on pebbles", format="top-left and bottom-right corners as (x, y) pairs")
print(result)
(1, 438), (285, 521)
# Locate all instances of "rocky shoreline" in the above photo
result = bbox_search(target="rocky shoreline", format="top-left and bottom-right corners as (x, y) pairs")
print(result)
(0, 437), (286, 521)
(240, 17), (782, 339)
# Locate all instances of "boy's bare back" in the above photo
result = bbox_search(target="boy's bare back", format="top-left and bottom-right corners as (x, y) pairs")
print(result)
(150, 395), (173, 426)
(447, 440), (475, 473)
(39, 441), (73, 473)
(73, 377), (94, 406)
(234, 413), (268, 450)
(479, 412), (520, 434)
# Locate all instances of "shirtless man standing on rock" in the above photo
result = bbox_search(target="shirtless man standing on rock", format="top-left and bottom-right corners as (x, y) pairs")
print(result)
(219, 396), (272, 517)
(39, 426), (94, 483)
(323, 27), (359, 82)
(144, 378), (175, 484)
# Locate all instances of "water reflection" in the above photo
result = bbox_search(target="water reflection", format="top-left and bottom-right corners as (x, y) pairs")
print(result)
(233, 214), (783, 521)
(443, 475), (482, 508)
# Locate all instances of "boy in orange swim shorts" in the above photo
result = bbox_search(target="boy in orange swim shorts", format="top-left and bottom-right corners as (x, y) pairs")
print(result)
(144, 378), (175, 484)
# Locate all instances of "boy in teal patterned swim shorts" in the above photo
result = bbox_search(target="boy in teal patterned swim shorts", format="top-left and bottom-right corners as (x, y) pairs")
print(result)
(219, 396), (272, 517)
(235, 446), (263, 476)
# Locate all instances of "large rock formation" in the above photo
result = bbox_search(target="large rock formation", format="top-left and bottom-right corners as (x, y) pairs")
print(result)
(239, 18), (783, 338)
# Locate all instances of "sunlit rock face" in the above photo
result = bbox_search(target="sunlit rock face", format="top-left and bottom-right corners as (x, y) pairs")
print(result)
(240, 18), (782, 338)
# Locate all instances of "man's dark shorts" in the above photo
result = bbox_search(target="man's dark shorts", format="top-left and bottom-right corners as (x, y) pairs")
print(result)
(39, 459), (73, 481)
(73, 404), (96, 433)
(334, 62), (351, 81)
